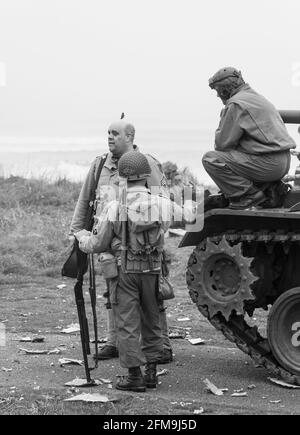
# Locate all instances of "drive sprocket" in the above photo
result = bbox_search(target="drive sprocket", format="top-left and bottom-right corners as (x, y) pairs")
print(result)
(187, 237), (257, 321)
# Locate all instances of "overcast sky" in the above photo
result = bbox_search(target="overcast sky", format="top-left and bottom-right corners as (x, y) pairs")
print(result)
(0, 0), (300, 138)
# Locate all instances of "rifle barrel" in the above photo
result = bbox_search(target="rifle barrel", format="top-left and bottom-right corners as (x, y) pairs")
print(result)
(279, 110), (300, 124)
(74, 281), (92, 383)
(89, 254), (98, 367)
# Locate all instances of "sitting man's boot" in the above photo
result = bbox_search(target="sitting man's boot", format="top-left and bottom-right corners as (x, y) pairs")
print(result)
(116, 367), (146, 392)
(229, 190), (266, 210)
(93, 345), (119, 361)
(144, 362), (158, 389)
(157, 348), (173, 365)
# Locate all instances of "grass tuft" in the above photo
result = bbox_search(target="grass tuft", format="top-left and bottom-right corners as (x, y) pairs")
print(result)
(0, 176), (80, 280)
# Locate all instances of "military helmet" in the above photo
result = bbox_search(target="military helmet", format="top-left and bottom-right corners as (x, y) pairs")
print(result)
(118, 151), (151, 181)
(209, 67), (242, 89)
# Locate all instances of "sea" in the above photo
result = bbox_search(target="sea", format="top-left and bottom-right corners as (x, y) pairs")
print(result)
(0, 125), (299, 185)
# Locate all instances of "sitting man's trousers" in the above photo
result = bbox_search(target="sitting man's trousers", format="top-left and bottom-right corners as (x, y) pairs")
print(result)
(112, 270), (164, 368)
(202, 149), (291, 198)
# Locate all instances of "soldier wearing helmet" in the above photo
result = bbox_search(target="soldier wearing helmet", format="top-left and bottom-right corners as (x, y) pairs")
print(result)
(203, 67), (296, 209)
(69, 118), (173, 365)
(162, 161), (179, 188)
(118, 150), (152, 180)
(75, 151), (194, 392)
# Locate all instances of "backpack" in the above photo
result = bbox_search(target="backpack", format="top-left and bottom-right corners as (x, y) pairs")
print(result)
(120, 191), (165, 274)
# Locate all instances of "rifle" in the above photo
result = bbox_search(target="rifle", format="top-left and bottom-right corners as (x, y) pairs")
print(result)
(62, 154), (107, 384)
(89, 252), (98, 366)
(120, 180), (128, 273)
(74, 241), (93, 384)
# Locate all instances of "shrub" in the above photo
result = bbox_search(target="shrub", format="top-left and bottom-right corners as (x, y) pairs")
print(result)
(0, 176), (79, 279)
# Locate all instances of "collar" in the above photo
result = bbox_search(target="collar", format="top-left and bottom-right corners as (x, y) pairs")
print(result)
(104, 145), (140, 171)
(104, 153), (118, 171)
(229, 83), (251, 98)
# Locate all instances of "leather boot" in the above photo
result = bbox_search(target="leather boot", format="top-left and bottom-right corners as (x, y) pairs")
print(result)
(229, 190), (266, 210)
(116, 367), (146, 392)
(93, 345), (119, 361)
(157, 348), (173, 365)
(144, 362), (158, 389)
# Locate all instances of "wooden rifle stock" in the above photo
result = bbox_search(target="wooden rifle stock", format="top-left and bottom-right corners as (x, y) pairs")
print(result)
(88, 253), (98, 367)
(74, 242), (93, 384)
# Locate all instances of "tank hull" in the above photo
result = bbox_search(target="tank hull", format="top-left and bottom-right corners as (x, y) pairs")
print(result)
(184, 206), (300, 384)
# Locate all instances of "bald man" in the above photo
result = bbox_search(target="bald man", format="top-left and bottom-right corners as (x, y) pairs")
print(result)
(69, 119), (173, 364)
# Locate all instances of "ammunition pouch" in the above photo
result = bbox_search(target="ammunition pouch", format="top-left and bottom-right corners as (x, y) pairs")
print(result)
(124, 249), (162, 274)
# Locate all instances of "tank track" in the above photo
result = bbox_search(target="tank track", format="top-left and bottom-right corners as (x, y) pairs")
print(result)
(187, 229), (300, 385)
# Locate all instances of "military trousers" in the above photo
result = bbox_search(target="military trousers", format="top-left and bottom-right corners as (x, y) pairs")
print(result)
(202, 149), (291, 199)
(106, 296), (172, 352)
(112, 270), (164, 368)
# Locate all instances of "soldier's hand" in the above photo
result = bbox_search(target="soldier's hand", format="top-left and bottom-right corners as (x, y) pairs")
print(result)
(74, 229), (92, 241)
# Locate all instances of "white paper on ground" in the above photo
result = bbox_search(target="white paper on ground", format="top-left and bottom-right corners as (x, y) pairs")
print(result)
(188, 338), (206, 346)
(64, 393), (119, 403)
(57, 284), (67, 290)
(61, 324), (80, 334)
(194, 408), (204, 415)
(157, 369), (169, 377)
(59, 358), (83, 367)
(99, 378), (113, 384)
(65, 378), (102, 387)
(203, 379), (224, 396)
(19, 348), (49, 355)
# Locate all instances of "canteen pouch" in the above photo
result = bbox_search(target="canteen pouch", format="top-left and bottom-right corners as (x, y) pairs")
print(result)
(158, 275), (175, 301)
(98, 253), (119, 279)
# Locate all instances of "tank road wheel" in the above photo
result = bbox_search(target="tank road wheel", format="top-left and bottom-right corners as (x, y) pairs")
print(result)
(187, 237), (257, 321)
(267, 288), (300, 376)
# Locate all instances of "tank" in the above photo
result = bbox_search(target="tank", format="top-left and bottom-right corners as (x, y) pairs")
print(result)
(180, 110), (300, 385)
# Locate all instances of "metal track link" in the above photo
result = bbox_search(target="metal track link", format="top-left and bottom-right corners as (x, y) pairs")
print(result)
(187, 229), (300, 385)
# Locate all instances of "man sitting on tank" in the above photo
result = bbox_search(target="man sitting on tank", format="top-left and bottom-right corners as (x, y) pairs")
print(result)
(202, 67), (297, 210)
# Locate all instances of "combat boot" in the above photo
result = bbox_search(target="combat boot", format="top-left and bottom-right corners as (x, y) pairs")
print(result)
(157, 348), (173, 365)
(116, 367), (146, 393)
(229, 190), (266, 210)
(93, 345), (119, 361)
(144, 362), (158, 389)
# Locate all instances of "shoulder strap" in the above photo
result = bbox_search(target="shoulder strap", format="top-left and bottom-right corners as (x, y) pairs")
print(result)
(91, 153), (108, 202)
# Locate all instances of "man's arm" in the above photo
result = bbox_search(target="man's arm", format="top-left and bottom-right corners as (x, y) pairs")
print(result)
(215, 103), (244, 151)
(69, 159), (98, 235)
(75, 203), (117, 254)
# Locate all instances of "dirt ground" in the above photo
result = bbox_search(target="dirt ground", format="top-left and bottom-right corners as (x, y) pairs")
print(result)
(1, 238), (300, 415)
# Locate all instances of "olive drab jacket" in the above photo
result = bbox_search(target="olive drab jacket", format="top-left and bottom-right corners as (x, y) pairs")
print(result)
(70, 145), (168, 235)
(77, 187), (170, 273)
(76, 186), (196, 273)
(215, 84), (297, 155)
